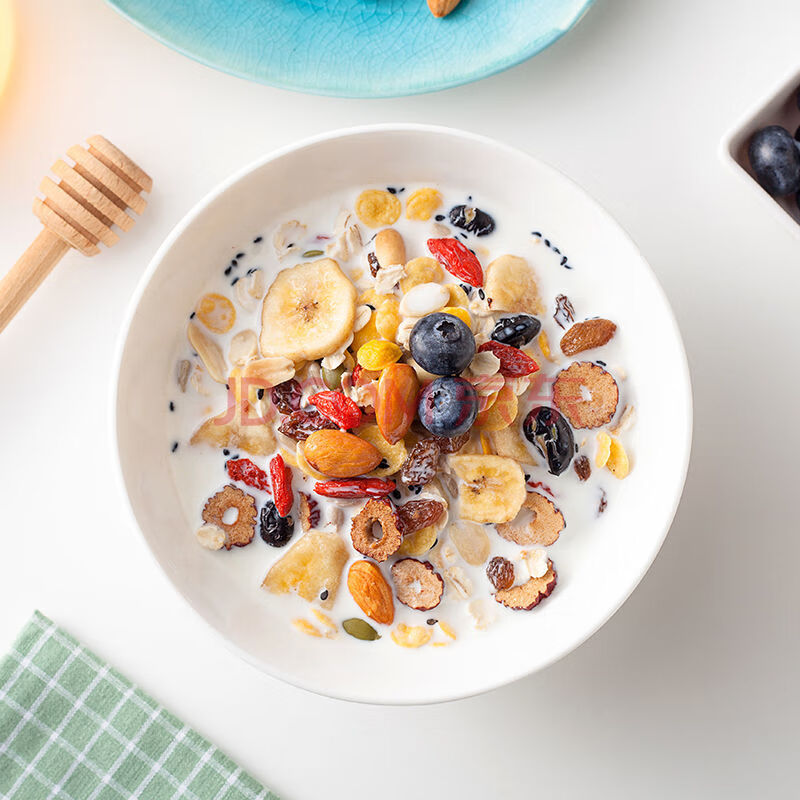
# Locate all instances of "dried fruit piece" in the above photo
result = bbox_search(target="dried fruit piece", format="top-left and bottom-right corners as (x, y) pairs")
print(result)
(400, 256), (444, 293)
(196, 292), (236, 334)
(292, 619), (322, 638)
(196, 524), (225, 551)
(391, 559), (444, 611)
(595, 430), (612, 468)
(278, 409), (337, 441)
(259, 500), (295, 547)
(260, 259), (357, 362)
(355, 189), (402, 227)
(343, 618), (381, 641)
(391, 623), (432, 648)
(538, 330), (555, 362)
(298, 493), (320, 531)
(400, 438), (441, 486)
(474, 383), (518, 432)
(574, 454), (592, 481)
(523, 406), (575, 476)
(348, 560), (395, 625)
(187, 321), (227, 384)
(397, 499), (445, 535)
(229, 329), (258, 366)
(357, 339), (403, 371)
(488, 424), (534, 464)
(396, 524), (439, 557)
(495, 560), (557, 610)
(202, 485), (257, 549)
(350, 497), (403, 562)
(477, 341), (539, 377)
(449, 455), (526, 524)
(448, 205), (495, 236)
(374, 228), (406, 268)
(553, 294), (576, 329)
(427, 237), (484, 287)
(486, 556), (515, 591)
(496, 492), (565, 546)
(450, 521), (490, 566)
(484, 255), (543, 315)
(262, 530), (349, 608)
(553, 362), (619, 429)
(269, 453), (293, 517)
(375, 296), (401, 341)
(406, 187), (442, 220)
(303, 429), (382, 478)
(314, 478), (396, 499)
(226, 458), (271, 493)
(357, 423), (408, 476)
(606, 436), (630, 479)
(560, 318), (617, 356)
(270, 378), (302, 414)
(375, 363), (419, 446)
(309, 390), (363, 430)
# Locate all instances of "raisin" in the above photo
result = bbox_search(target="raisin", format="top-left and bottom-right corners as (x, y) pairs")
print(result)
(598, 490), (608, 515)
(553, 294), (575, 330)
(486, 556), (515, 591)
(397, 499), (445, 535)
(259, 501), (295, 547)
(278, 409), (337, 441)
(448, 205), (495, 237)
(400, 439), (441, 486)
(430, 432), (470, 454)
(270, 379), (302, 414)
(368, 252), (380, 277)
(574, 455), (591, 481)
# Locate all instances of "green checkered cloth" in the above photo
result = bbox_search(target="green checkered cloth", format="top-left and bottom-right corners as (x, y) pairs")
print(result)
(0, 612), (277, 800)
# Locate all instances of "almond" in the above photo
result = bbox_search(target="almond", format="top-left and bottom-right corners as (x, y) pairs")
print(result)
(560, 318), (617, 356)
(303, 429), (382, 478)
(427, 0), (461, 18)
(347, 560), (395, 625)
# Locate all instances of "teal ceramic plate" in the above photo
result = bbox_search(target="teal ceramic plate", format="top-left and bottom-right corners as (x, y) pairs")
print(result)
(106, 0), (595, 97)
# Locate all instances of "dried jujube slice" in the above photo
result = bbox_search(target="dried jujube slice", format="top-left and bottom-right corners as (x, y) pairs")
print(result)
(350, 497), (404, 562)
(391, 559), (444, 611)
(495, 560), (557, 610)
(553, 361), (619, 429)
(202, 484), (257, 549)
(496, 492), (565, 546)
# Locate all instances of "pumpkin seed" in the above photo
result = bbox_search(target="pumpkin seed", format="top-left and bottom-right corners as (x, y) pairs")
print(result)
(322, 365), (346, 390)
(177, 359), (191, 392)
(342, 617), (381, 641)
(302, 249), (324, 258)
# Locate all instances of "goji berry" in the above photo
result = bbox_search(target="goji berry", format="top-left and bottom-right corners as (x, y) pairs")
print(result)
(478, 340), (539, 377)
(427, 237), (484, 287)
(226, 458), (271, 493)
(313, 478), (396, 499)
(309, 390), (363, 430)
(269, 453), (293, 517)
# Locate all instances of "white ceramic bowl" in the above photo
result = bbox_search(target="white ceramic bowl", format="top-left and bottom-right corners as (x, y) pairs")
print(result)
(114, 125), (692, 705)
(721, 64), (800, 237)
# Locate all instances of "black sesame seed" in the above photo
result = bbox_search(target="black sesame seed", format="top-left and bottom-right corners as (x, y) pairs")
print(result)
(378, 458), (389, 469)
(460, 232), (468, 240)
(392, 490), (402, 500)
(231, 259), (238, 267)
(532, 231), (542, 238)
(467, 195), (473, 201)
(552, 247), (560, 254)
(236, 252), (245, 259)
(596, 360), (606, 366)
(224, 266), (232, 276)
(435, 214), (445, 221)
(387, 186), (397, 194)
(257, 388), (265, 400)
(223, 449), (230, 456)
(366, 304), (375, 311)
(169, 401), (175, 412)
(225, 383), (230, 390)
(524, 473), (530, 481)
(560, 256), (568, 266)
(246, 267), (256, 275)
(320, 589), (329, 601)
(230, 454), (240, 460)
(544, 239), (551, 248)
(426, 618), (437, 626)
(253, 236), (263, 243)
(231, 277), (240, 286)
(171, 441), (179, 453)
(189, 311), (196, 319)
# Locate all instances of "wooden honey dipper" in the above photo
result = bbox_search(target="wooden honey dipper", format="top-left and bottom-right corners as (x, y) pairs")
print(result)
(0, 135), (152, 334)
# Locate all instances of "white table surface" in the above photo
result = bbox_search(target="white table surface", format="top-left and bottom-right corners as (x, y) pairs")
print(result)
(1, 0), (798, 797)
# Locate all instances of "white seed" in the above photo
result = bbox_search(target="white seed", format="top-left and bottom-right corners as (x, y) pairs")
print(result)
(399, 282), (449, 318)
(273, 220), (306, 258)
(196, 524), (226, 550)
(228, 329), (259, 366)
(469, 351), (501, 376)
(187, 322), (227, 384)
(353, 305), (372, 332)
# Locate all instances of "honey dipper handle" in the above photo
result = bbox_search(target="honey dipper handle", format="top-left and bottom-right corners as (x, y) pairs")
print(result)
(0, 228), (70, 334)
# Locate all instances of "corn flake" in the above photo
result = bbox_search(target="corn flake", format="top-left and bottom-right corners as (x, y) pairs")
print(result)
(355, 190), (401, 227)
(406, 187), (443, 221)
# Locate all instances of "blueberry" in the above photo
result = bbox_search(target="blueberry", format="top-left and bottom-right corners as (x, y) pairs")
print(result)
(523, 406), (575, 476)
(491, 315), (541, 348)
(449, 205), (495, 236)
(417, 377), (478, 437)
(260, 501), (295, 547)
(748, 125), (800, 196)
(409, 312), (475, 376)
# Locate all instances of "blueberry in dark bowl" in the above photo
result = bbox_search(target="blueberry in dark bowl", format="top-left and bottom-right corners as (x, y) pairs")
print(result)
(449, 205), (495, 237)
(417, 377), (478, 438)
(747, 125), (800, 196)
(523, 406), (575, 476)
(409, 312), (476, 376)
(491, 314), (541, 348)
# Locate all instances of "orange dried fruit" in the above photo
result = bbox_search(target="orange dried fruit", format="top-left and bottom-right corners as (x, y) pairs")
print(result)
(440, 306), (471, 328)
(375, 363), (420, 445)
(347, 560), (395, 625)
(196, 293), (236, 334)
(303, 430), (382, 478)
(606, 436), (630, 479)
(357, 339), (402, 371)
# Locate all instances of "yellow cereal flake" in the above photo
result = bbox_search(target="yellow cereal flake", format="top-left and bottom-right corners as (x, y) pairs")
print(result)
(595, 431), (612, 468)
(538, 330), (554, 362)
(480, 432), (492, 455)
(406, 187), (443, 221)
(397, 524), (438, 556)
(440, 306), (471, 328)
(196, 293), (236, 334)
(292, 618), (322, 638)
(432, 641), (449, 648)
(311, 608), (337, 631)
(445, 284), (470, 307)
(375, 296), (401, 340)
(355, 190), (401, 227)
(359, 288), (393, 307)
(401, 257), (444, 293)
(357, 339), (402, 371)
(351, 310), (379, 353)
(438, 621), (457, 640)
(606, 436), (630, 479)
(391, 623), (433, 648)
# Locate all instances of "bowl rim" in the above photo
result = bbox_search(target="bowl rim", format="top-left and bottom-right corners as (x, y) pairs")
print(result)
(111, 123), (693, 704)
